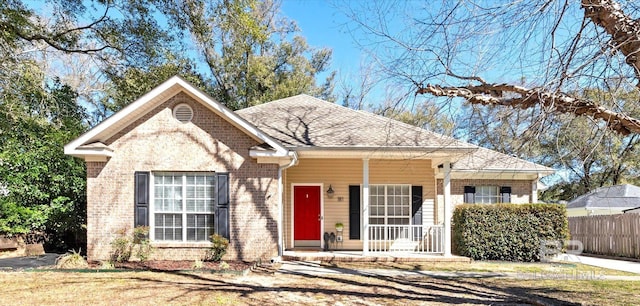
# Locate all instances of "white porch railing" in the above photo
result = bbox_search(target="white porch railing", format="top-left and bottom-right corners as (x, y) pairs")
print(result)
(367, 224), (444, 253)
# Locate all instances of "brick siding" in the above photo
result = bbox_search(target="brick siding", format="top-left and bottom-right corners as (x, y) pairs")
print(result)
(86, 92), (279, 262)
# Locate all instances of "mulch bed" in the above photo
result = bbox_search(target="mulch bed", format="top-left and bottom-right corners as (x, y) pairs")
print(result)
(89, 260), (253, 272)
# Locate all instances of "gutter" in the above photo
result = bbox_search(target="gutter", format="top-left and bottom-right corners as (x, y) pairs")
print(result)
(276, 151), (298, 259)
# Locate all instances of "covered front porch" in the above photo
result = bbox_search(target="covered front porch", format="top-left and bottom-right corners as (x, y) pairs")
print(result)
(280, 153), (461, 257)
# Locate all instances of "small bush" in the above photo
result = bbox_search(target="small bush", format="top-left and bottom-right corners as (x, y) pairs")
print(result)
(99, 261), (115, 269)
(110, 235), (131, 263)
(110, 226), (153, 262)
(192, 258), (204, 269)
(452, 203), (569, 262)
(132, 226), (152, 261)
(205, 234), (229, 262)
(219, 261), (230, 270)
(56, 250), (89, 269)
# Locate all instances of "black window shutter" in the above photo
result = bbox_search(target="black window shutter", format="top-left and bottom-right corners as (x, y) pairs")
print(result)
(411, 186), (423, 225)
(134, 172), (150, 227)
(348, 185), (360, 240)
(215, 173), (230, 240)
(500, 186), (512, 203)
(411, 186), (424, 239)
(463, 186), (476, 203)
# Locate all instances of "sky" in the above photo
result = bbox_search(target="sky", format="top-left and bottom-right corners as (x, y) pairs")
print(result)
(280, 0), (364, 91)
(280, 1), (354, 70)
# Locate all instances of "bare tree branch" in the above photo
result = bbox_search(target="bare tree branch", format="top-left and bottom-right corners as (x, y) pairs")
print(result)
(417, 83), (640, 135)
(1, 4), (117, 54)
(582, 0), (640, 85)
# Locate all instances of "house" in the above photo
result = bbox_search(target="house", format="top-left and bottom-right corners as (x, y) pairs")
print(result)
(567, 184), (640, 217)
(65, 76), (554, 262)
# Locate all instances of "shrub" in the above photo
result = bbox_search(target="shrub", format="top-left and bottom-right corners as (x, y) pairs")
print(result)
(132, 226), (152, 262)
(205, 234), (229, 262)
(99, 261), (115, 269)
(110, 231), (132, 263)
(110, 226), (153, 262)
(452, 203), (569, 262)
(192, 258), (204, 269)
(219, 261), (230, 270)
(56, 249), (89, 269)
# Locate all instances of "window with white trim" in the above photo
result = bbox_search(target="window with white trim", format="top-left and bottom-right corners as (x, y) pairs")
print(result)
(369, 185), (411, 225)
(152, 173), (215, 242)
(475, 186), (499, 204)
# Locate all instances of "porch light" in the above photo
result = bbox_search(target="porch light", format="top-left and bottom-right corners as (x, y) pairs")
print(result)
(326, 185), (335, 195)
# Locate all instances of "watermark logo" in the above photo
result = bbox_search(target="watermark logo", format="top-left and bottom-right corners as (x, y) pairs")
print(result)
(539, 239), (584, 262)
(517, 270), (605, 280)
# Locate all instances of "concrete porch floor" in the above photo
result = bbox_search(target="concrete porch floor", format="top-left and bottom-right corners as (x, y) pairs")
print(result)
(282, 249), (471, 263)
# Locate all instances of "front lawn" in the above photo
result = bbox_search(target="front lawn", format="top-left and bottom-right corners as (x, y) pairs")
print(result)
(0, 267), (638, 305)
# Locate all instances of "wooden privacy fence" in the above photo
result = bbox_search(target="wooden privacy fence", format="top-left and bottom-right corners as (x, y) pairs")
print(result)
(569, 214), (640, 259)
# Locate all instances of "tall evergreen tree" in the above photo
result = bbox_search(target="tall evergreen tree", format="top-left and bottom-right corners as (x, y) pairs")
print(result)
(157, 0), (335, 110)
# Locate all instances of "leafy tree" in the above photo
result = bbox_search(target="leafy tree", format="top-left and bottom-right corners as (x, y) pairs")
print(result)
(0, 62), (87, 250)
(377, 101), (456, 136)
(158, 0), (335, 110)
(103, 58), (210, 112)
(1, 0), (187, 126)
(0, 0), (174, 65)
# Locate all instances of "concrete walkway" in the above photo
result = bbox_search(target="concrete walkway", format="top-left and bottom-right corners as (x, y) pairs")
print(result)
(557, 254), (640, 274)
(277, 259), (640, 281)
(278, 261), (510, 278)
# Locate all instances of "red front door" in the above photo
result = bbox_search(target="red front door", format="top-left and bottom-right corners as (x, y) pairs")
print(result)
(294, 186), (321, 241)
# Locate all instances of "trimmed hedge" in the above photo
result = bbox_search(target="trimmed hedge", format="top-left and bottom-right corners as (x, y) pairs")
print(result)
(452, 204), (569, 262)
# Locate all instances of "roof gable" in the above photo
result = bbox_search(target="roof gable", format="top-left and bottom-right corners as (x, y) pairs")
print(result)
(65, 76), (288, 159)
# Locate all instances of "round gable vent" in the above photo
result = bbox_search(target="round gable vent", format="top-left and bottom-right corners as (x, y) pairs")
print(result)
(173, 103), (194, 123)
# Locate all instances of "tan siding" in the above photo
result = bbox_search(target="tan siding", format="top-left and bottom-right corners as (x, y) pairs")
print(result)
(284, 158), (436, 250)
(436, 179), (534, 204)
(436, 178), (537, 224)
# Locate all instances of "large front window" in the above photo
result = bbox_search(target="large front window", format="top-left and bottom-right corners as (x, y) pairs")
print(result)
(152, 173), (215, 242)
(369, 185), (411, 225)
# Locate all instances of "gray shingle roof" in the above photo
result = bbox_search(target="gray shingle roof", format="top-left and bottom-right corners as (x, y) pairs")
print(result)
(236, 94), (474, 149)
(236, 94), (553, 174)
(453, 147), (554, 173)
(567, 184), (640, 209)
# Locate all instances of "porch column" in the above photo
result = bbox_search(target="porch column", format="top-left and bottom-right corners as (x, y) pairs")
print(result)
(362, 158), (369, 255)
(277, 168), (284, 256)
(443, 161), (452, 257)
(531, 179), (539, 203)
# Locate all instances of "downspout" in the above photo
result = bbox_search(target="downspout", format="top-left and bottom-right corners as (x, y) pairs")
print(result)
(275, 151), (298, 260)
